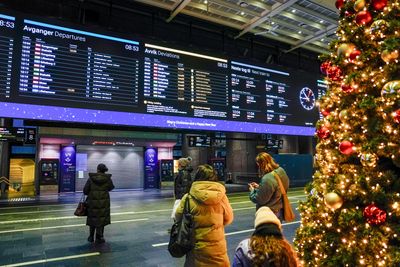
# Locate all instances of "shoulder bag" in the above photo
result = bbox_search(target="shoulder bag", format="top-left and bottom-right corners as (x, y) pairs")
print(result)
(74, 194), (88, 216)
(273, 171), (295, 222)
(168, 194), (195, 257)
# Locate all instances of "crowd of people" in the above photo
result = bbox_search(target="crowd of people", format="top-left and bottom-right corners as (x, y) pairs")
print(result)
(82, 152), (299, 266)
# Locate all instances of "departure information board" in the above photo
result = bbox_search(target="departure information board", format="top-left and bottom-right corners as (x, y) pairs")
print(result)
(0, 14), (15, 99)
(0, 11), (321, 136)
(143, 43), (229, 120)
(18, 19), (140, 109)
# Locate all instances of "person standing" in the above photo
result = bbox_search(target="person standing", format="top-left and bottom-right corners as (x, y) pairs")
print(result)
(232, 206), (299, 267)
(249, 152), (289, 220)
(83, 163), (115, 243)
(175, 164), (234, 267)
(171, 157), (193, 219)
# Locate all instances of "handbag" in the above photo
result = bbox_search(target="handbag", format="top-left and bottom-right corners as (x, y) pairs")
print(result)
(273, 171), (295, 222)
(168, 194), (195, 258)
(74, 194), (88, 216)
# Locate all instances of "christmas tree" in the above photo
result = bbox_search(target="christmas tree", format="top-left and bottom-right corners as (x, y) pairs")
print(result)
(294, 0), (400, 265)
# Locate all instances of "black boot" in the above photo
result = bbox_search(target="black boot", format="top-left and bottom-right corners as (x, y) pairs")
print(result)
(88, 226), (95, 242)
(95, 226), (105, 243)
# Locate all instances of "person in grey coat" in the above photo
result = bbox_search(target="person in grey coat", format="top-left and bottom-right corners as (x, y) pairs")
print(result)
(83, 163), (115, 243)
(249, 152), (289, 220)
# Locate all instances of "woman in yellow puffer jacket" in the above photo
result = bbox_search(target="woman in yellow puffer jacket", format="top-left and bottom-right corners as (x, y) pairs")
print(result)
(175, 164), (234, 267)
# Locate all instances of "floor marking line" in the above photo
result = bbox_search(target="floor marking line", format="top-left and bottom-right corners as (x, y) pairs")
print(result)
(151, 220), (301, 247)
(0, 218), (149, 234)
(0, 200), (302, 224)
(0, 252), (100, 267)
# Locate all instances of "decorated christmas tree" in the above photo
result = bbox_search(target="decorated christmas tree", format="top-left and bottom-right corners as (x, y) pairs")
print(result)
(294, 0), (400, 265)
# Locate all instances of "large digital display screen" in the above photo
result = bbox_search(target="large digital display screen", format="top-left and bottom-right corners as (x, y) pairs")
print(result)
(0, 11), (321, 136)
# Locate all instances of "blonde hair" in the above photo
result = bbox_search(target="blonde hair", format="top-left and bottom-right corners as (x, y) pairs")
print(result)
(250, 236), (299, 267)
(256, 152), (279, 176)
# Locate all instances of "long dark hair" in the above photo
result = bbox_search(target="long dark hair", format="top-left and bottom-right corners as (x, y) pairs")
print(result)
(194, 164), (218, 182)
(250, 235), (298, 267)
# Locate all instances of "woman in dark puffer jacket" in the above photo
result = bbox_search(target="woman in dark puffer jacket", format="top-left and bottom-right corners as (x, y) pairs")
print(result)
(83, 163), (115, 243)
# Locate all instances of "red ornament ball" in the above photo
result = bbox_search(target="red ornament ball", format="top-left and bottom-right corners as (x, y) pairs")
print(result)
(372, 0), (387, 10)
(392, 109), (400, 123)
(341, 84), (354, 93)
(335, 0), (345, 9)
(363, 204), (387, 225)
(349, 50), (361, 61)
(356, 10), (372, 25)
(339, 141), (354, 155)
(321, 108), (330, 117)
(316, 126), (331, 139)
(327, 66), (343, 81)
(320, 61), (331, 75)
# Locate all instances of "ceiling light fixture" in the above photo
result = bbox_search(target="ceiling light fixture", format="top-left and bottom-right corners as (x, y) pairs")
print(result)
(204, 0), (208, 4)
(240, 11), (245, 16)
(321, 38), (324, 41)
(271, 21), (275, 25)
(292, 9), (296, 13)
(320, 20), (324, 23)
(298, 31), (302, 34)
(239, 1), (249, 8)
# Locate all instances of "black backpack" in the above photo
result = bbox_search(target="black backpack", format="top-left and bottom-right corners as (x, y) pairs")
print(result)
(168, 195), (195, 257)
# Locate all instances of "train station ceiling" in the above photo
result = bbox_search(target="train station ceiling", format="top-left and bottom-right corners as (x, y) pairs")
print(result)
(133, 0), (339, 54)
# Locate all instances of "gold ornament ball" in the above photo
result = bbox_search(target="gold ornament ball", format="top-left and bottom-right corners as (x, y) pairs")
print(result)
(370, 19), (388, 33)
(381, 80), (400, 96)
(360, 153), (378, 167)
(337, 43), (355, 57)
(324, 192), (344, 210)
(381, 50), (399, 63)
(354, 0), (366, 11)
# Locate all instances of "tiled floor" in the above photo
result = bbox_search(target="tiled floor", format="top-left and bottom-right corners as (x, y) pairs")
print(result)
(0, 188), (304, 266)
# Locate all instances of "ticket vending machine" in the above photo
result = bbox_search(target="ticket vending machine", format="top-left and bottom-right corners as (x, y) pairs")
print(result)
(39, 159), (60, 194)
(160, 159), (174, 182)
(39, 159), (59, 185)
(210, 158), (225, 181)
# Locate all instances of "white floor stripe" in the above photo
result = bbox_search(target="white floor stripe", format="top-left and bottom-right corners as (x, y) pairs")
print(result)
(0, 200), (302, 224)
(151, 220), (301, 247)
(0, 218), (149, 234)
(0, 252), (100, 267)
(0, 206), (121, 216)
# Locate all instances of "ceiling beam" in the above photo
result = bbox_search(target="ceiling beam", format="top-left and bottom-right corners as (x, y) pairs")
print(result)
(284, 24), (336, 53)
(209, 0), (261, 18)
(292, 4), (338, 25)
(166, 0), (191, 23)
(235, 0), (299, 39)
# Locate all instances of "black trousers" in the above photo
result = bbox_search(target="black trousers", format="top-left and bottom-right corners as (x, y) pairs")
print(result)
(89, 226), (104, 239)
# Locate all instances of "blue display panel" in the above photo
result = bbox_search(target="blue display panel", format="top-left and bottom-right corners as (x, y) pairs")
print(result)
(18, 19), (140, 109)
(0, 14), (15, 99)
(0, 11), (321, 136)
(143, 43), (229, 120)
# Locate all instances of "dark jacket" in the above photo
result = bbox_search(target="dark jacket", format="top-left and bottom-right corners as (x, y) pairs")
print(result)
(249, 167), (289, 213)
(83, 172), (115, 227)
(174, 166), (193, 199)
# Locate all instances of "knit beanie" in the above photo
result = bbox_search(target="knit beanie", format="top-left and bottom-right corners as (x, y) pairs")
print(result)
(254, 207), (282, 229)
(178, 158), (190, 168)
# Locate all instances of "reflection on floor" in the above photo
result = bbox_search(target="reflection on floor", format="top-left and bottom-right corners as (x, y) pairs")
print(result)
(0, 189), (305, 266)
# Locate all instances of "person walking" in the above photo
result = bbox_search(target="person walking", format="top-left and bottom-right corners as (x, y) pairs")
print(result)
(175, 164), (234, 267)
(232, 206), (299, 267)
(249, 152), (289, 220)
(171, 157), (193, 219)
(83, 163), (115, 243)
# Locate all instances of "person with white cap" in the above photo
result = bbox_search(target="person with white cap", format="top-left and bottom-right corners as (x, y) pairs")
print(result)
(232, 206), (299, 267)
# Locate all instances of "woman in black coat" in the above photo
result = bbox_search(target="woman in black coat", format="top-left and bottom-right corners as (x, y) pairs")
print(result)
(83, 163), (115, 243)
